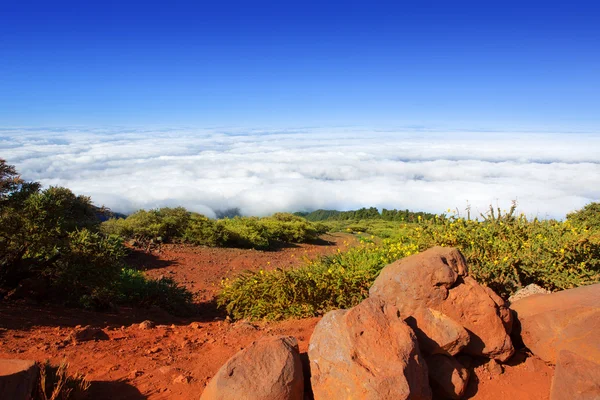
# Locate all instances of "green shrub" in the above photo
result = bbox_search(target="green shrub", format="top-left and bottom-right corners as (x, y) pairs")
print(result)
(111, 268), (195, 316)
(183, 214), (226, 246)
(218, 204), (600, 320)
(260, 213), (321, 243)
(0, 160), (195, 315)
(567, 202), (600, 230)
(217, 217), (270, 249)
(100, 207), (191, 243)
(102, 209), (325, 250)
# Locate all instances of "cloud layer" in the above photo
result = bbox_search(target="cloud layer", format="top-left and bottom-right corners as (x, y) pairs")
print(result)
(2, 127), (599, 219)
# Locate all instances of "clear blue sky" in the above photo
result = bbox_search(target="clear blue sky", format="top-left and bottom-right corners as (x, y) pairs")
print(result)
(1, 0), (599, 130)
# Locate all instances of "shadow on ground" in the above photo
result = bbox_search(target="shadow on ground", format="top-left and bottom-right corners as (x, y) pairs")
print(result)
(88, 380), (147, 400)
(0, 298), (226, 332)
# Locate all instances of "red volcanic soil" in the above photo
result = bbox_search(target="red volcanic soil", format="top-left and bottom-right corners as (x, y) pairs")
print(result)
(0, 233), (553, 399)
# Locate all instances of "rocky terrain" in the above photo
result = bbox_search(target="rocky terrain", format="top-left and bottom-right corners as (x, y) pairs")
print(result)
(3, 239), (595, 399)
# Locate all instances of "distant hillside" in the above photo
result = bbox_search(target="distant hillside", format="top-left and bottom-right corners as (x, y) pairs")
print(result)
(294, 207), (438, 222)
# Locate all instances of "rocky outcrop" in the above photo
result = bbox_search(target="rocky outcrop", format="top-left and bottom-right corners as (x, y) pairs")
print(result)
(308, 297), (431, 400)
(550, 350), (600, 400)
(510, 283), (600, 365)
(0, 359), (38, 400)
(201, 335), (304, 400)
(370, 247), (514, 362)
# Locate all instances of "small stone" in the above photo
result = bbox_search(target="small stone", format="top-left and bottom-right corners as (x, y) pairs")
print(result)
(189, 322), (201, 329)
(138, 320), (155, 330)
(173, 374), (190, 384)
(69, 326), (109, 343)
(146, 347), (161, 354)
(158, 366), (174, 375)
(129, 370), (144, 379)
(487, 359), (503, 377)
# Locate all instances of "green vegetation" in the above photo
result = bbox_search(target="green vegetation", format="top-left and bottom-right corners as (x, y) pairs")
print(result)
(219, 203), (600, 321)
(102, 209), (326, 250)
(295, 207), (437, 222)
(567, 202), (600, 230)
(0, 159), (193, 315)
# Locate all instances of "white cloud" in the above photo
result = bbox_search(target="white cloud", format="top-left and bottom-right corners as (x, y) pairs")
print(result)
(1, 127), (599, 219)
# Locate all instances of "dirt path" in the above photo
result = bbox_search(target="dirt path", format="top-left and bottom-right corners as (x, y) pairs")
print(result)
(0, 233), (553, 399)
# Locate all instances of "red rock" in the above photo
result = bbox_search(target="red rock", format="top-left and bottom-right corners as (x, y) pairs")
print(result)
(69, 325), (109, 343)
(439, 277), (514, 362)
(0, 359), (38, 400)
(426, 354), (469, 400)
(511, 283), (600, 365)
(370, 247), (514, 362)
(201, 335), (303, 400)
(550, 350), (600, 400)
(308, 298), (431, 400)
(369, 247), (468, 314)
(404, 307), (470, 356)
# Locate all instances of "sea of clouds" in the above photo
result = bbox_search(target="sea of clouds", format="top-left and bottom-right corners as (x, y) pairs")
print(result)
(1, 127), (599, 219)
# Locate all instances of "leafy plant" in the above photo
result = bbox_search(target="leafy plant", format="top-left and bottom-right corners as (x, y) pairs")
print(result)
(111, 268), (195, 316)
(219, 203), (600, 320)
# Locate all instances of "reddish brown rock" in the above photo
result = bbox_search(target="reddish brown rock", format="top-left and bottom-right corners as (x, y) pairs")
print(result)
(439, 277), (514, 361)
(201, 335), (303, 400)
(369, 247), (468, 314)
(404, 308), (470, 356)
(426, 354), (469, 400)
(0, 359), (38, 400)
(69, 325), (109, 343)
(511, 283), (600, 365)
(370, 247), (514, 362)
(484, 286), (513, 334)
(550, 350), (600, 400)
(308, 298), (431, 400)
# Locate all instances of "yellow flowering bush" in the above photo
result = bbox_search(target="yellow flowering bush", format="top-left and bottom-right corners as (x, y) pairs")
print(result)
(218, 204), (600, 320)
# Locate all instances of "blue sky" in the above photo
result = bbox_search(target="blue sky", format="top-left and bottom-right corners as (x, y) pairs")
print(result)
(1, 0), (599, 130)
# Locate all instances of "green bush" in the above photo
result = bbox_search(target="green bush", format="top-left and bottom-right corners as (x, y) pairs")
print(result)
(260, 213), (321, 243)
(217, 217), (270, 249)
(183, 214), (226, 246)
(102, 210), (326, 250)
(111, 268), (195, 316)
(218, 203), (600, 320)
(0, 159), (195, 315)
(567, 202), (600, 230)
(100, 207), (191, 243)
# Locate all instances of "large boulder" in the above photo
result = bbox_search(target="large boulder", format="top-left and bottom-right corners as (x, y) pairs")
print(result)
(0, 359), (38, 400)
(201, 335), (304, 400)
(308, 297), (431, 400)
(438, 277), (514, 361)
(370, 247), (468, 314)
(550, 350), (600, 400)
(511, 283), (600, 365)
(370, 247), (514, 361)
